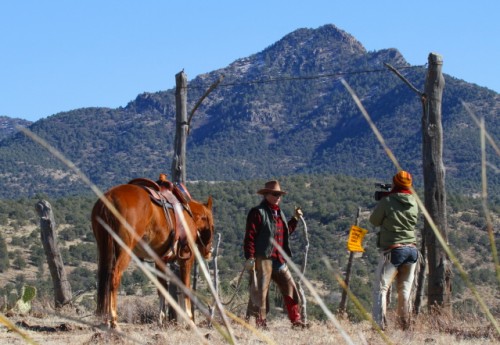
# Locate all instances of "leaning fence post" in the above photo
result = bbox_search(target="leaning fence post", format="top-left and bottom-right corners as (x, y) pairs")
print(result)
(35, 200), (72, 308)
(338, 207), (362, 317)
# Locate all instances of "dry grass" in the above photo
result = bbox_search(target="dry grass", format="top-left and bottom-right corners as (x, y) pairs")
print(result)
(1, 296), (499, 345)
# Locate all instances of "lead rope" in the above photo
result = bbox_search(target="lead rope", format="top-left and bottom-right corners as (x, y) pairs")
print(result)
(220, 263), (248, 306)
(297, 215), (309, 324)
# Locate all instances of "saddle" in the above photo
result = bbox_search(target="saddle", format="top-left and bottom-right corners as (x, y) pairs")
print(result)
(128, 174), (193, 261)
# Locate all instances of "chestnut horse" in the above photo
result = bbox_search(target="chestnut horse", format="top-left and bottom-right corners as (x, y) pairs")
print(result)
(91, 182), (214, 329)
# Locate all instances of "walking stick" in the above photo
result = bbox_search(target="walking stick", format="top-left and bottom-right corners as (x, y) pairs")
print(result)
(297, 215), (309, 323)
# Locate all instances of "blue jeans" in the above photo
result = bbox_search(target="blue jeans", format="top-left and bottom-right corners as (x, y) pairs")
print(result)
(372, 246), (418, 330)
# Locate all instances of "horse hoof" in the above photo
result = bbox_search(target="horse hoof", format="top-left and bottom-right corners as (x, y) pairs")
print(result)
(97, 322), (111, 330)
(98, 320), (120, 331)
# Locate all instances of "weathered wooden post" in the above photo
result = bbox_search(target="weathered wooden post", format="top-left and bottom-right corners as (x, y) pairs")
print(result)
(171, 70), (188, 184)
(338, 207), (362, 317)
(35, 200), (72, 308)
(385, 55), (450, 313)
(422, 53), (452, 312)
(166, 70), (189, 322)
(168, 71), (222, 322)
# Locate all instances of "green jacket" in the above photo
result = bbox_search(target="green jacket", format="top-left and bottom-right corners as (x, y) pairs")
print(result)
(369, 192), (419, 249)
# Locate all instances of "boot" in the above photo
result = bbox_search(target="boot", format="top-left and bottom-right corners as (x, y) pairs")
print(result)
(398, 316), (411, 331)
(256, 316), (268, 330)
(284, 296), (308, 329)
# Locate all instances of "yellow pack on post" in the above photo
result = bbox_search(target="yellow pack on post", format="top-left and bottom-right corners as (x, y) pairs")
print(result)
(347, 225), (368, 252)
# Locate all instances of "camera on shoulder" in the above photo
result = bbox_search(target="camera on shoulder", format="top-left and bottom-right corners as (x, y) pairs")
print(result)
(374, 183), (392, 201)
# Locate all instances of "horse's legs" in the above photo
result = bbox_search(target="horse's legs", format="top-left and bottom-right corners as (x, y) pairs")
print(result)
(156, 263), (169, 327)
(179, 258), (194, 320)
(109, 250), (132, 329)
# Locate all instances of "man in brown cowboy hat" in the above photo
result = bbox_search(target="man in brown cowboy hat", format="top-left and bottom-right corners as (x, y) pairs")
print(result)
(243, 180), (306, 329)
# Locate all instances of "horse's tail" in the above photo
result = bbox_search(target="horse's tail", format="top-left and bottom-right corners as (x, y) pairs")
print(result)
(91, 197), (116, 317)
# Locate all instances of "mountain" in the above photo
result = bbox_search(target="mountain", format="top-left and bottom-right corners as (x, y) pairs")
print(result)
(0, 116), (31, 141)
(0, 24), (498, 199)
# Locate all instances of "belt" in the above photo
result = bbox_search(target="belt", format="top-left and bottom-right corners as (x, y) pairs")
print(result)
(385, 243), (416, 251)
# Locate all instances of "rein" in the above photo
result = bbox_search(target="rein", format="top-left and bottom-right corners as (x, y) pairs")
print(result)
(220, 264), (248, 306)
(196, 230), (208, 250)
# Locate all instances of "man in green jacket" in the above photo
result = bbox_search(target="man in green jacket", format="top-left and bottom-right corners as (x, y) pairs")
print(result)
(369, 170), (419, 331)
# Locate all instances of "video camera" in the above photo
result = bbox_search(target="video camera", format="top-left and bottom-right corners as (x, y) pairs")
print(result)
(374, 183), (392, 201)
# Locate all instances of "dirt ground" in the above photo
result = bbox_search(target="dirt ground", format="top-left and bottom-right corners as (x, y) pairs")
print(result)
(2, 310), (499, 345)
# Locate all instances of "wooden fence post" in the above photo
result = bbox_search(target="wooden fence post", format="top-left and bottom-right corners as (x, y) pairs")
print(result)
(422, 53), (452, 312)
(171, 70), (188, 184)
(167, 70), (188, 322)
(35, 200), (72, 308)
(385, 55), (450, 313)
(168, 71), (222, 322)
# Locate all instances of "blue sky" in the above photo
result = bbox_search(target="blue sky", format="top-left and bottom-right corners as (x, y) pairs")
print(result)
(1, 1), (498, 122)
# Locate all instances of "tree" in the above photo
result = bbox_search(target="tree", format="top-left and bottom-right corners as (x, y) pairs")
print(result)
(0, 234), (10, 272)
(13, 250), (26, 270)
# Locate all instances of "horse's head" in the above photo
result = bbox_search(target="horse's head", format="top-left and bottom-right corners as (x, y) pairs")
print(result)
(189, 196), (215, 260)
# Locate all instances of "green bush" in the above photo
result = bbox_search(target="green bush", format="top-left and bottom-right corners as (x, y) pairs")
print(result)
(0, 234), (9, 272)
(69, 267), (96, 293)
(13, 250), (26, 270)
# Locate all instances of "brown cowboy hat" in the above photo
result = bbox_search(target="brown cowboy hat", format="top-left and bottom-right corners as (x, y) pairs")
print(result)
(257, 180), (287, 195)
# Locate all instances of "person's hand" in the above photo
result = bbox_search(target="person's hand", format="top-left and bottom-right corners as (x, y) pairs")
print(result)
(294, 207), (303, 220)
(245, 258), (255, 271)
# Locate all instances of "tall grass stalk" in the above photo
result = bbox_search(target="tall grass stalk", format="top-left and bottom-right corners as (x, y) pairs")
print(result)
(479, 117), (500, 285)
(270, 238), (357, 345)
(322, 259), (393, 345)
(174, 200), (237, 344)
(0, 313), (39, 345)
(462, 101), (499, 285)
(462, 101), (500, 156)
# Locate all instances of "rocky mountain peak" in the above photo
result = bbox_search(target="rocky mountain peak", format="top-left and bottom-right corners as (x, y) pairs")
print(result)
(209, 24), (369, 82)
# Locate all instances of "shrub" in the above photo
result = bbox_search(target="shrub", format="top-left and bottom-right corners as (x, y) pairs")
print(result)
(69, 267), (96, 292)
(13, 250), (26, 270)
(0, 234), (9, 272)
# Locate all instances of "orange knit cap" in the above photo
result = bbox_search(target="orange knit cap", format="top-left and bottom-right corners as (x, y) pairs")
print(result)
(393, 170), (412, 188)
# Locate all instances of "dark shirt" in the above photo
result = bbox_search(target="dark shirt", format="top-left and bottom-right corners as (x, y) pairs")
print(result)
(270, 206), (285, 263)
(244, 201), (298, 260)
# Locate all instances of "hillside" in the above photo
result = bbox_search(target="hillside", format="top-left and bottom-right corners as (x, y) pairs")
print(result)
(1, 176), (498, 319)
(0, 24), (498, 199)
(0, 176), (499, 343)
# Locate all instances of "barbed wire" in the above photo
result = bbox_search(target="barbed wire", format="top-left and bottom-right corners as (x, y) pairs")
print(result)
(184, 64), (427, 90)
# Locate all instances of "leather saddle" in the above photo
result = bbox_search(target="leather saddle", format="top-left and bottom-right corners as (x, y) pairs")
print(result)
(128, 175), (193, 261)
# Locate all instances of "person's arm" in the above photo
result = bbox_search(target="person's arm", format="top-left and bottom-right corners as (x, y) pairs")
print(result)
(244, 209), (261, 259)
(287, 217), (298, 234)
(287, 207), (302, 234)
(369, 200), (386, 227)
